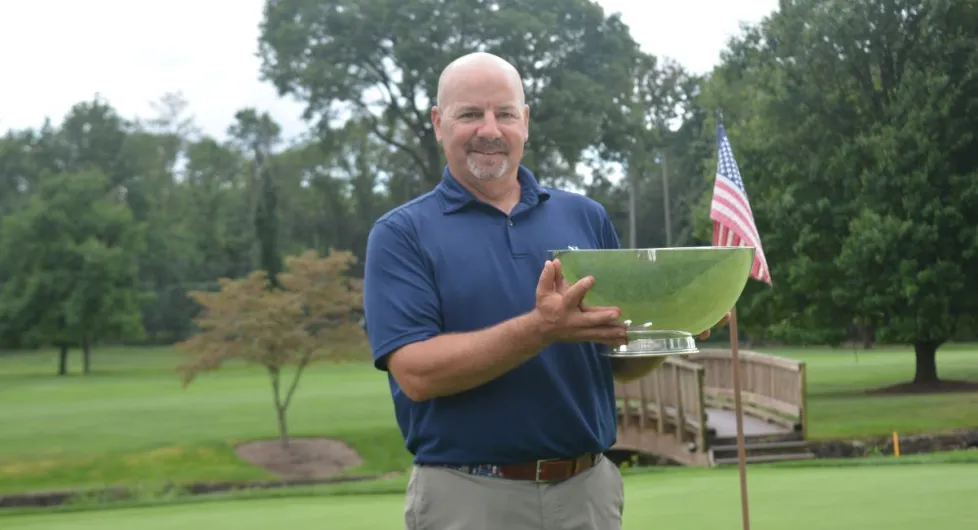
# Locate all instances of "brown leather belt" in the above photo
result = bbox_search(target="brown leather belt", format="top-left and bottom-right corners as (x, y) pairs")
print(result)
(497, 452), (601, 482)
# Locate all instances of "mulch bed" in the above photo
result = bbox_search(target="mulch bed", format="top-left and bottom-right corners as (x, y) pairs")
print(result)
(1, 437), (388, 510)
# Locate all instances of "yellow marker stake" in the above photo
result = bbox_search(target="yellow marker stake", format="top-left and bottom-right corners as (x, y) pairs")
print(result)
(892, 431), (901, 457)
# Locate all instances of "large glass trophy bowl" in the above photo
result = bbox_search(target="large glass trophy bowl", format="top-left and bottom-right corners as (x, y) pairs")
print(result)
(550, 246), (755, 359)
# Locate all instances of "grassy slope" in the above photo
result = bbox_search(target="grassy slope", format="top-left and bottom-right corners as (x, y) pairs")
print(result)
(1, 343), (976, 494)
(0, 347), (408, 494)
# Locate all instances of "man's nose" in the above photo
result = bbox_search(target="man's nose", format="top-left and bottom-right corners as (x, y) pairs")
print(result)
(477, 112), (503, 138)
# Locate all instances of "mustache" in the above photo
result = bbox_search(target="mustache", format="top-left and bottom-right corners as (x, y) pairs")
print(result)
(466, 138), (509, 153)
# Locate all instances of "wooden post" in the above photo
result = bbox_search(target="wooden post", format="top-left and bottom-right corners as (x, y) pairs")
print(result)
(672, 364), (686, 443)
(638, 379), (648, 429)
(729, 307), (752, 530)
(696, 367), (707, 453)
(654, 370), (666, 433)
(799, 362), (809, 439)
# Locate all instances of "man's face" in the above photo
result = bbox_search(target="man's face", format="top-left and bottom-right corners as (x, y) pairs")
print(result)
(432, 68), (529, 182)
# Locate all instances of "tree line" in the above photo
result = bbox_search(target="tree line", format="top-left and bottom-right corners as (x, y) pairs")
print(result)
(1, 0), (975, 385)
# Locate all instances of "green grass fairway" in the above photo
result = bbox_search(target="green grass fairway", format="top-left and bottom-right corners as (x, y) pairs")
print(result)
(765, 344), (978, 438)
(0, 346), (408, 494)
(2, 465), (976, 529)
(1, 344), (976, 494)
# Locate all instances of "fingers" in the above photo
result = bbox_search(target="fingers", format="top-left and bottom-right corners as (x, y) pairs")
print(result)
(536, 260), (556, 296)
(563, 275), (595, 309)
(696, 312), (730, 340)
(573, 310), (625, 328)
(580, 304), (620, 314)
(553, 259), (564, 291)
(566, 324), (629, 345)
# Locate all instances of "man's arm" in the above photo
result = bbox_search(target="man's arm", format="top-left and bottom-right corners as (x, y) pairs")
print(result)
(387, 312), (548, 401)
(363, 217), (547, 402)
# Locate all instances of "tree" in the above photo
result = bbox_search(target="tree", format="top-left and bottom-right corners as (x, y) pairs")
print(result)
(701, 0), (978, 383)
(176, 250), (365, 447)
(257, 0), (642, 188)
(0, 170), (147, 374)
(592, 52), (707, 250)
(229, 108), (284, 287)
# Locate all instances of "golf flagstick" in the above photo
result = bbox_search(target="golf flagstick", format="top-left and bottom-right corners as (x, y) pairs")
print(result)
(710, 112), (770, 530)
(728, 306), (751, 530)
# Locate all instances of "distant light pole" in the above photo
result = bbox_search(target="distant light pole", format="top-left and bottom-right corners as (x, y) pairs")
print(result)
(656, 152), (672, 247)
(627, 160), (638, 249)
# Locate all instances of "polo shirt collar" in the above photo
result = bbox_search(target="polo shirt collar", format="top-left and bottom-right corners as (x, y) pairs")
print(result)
(436, 164), (551, 214)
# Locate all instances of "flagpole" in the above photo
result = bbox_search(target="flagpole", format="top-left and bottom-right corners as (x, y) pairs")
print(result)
(712, 107), (755, 530)
(728, 306), (751, 530)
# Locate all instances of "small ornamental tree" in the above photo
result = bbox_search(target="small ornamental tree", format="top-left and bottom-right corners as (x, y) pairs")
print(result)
(176, 249), (365, 447)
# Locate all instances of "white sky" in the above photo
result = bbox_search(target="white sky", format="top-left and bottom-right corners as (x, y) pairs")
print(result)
(0, 0), (779, 142)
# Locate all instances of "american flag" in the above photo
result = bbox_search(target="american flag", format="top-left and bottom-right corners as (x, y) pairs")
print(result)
(710, 123), (772, 285)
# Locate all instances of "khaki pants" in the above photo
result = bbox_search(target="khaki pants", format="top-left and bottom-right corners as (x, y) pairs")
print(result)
(404, 455), (624, 530)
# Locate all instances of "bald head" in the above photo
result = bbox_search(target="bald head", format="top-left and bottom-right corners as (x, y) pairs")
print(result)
(436, 52), (525, 109)
(431, 52), (530, 185)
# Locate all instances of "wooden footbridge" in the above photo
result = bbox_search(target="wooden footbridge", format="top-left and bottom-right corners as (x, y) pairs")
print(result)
(613, 348), (812, 466)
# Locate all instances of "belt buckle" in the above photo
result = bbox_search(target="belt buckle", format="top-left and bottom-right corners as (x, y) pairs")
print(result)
(534, 458), (548, 482)
(534, 457), (560, 482)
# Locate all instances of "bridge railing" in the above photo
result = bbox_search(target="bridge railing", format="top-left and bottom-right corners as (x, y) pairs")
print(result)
(691, 348), (808, 438)
(614, 357), (709, 458)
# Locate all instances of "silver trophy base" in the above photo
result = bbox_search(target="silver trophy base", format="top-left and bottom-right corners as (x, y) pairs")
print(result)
(604, 329), (699, 358)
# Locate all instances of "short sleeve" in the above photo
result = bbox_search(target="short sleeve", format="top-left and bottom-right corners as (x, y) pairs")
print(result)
(598, 206), (622, 250)
(362, 216), (443, 371)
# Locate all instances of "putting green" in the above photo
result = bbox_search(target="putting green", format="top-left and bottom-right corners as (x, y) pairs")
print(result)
(3, 464), (975, 529)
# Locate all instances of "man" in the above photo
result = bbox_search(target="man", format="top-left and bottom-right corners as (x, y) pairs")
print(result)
(363, 52), (723, 530)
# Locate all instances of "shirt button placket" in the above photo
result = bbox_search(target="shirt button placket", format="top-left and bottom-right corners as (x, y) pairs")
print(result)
(506, 218), (517, 255)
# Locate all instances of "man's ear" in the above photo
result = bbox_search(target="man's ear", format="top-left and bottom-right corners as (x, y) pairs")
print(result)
(431, 106), (443, 143)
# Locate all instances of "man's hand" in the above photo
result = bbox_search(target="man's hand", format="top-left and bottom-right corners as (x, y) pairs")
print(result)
(695, 312), (731, 340)
(532, 259), (627, 348)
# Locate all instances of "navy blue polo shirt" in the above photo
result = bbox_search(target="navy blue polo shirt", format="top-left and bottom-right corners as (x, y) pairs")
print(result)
(362, 164), (621, 465)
